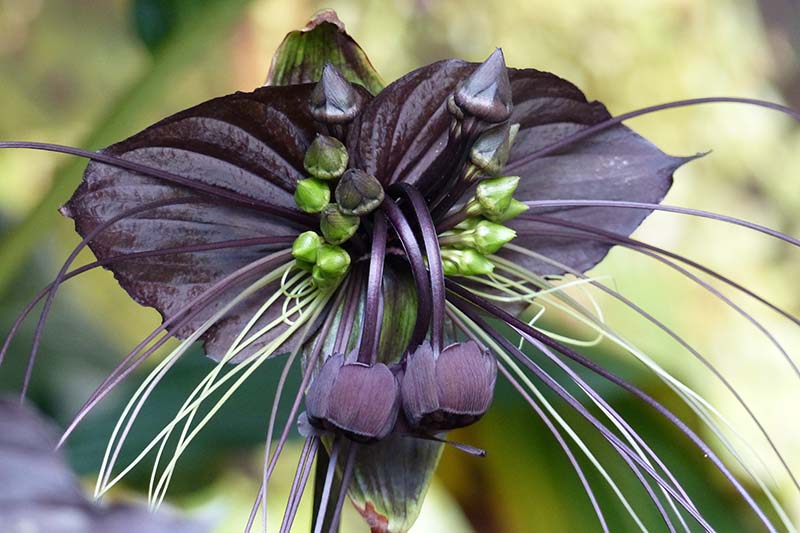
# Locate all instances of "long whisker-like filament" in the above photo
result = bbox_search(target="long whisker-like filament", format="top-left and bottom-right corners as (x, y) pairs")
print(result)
(447, 307), (611, 533)
(278, 437), (319, 533)
(0, 235), (294, 370)
(0, 141), (316, 226)
(449, 281), (778, 532)
(521, 199), (800, 248)
(505, 96), (800, 173)
(507, 221), (800, 495)
(490, 250), (796, 531)
(59, 249), (293, 449)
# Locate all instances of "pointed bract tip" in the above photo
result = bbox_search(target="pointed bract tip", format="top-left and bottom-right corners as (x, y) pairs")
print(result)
(302, 9), (346, 32)
(454, 48), (512, 123)
(310, 64), (362, 124)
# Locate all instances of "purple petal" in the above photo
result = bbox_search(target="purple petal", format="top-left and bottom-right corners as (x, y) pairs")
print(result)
(63, 85), (328, 360)
(400, 341), (439, 427)
(501, 68), (694, 275)
(435, 341), (496, 420)
(306, 353), (345, 423)
(349, 60), (474, 188)
(326, 362), (400, 441)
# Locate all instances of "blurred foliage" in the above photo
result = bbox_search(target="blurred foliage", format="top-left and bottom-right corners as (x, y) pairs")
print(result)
(1, 0), (799, 531)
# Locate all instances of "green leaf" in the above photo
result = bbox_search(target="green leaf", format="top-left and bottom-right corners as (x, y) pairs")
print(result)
(266, 9), (385, 95)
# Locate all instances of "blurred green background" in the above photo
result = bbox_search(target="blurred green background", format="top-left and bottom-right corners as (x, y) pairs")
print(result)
(1, 0), (799, 531)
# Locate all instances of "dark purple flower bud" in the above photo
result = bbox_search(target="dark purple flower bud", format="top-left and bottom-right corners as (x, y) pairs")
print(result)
(335, 168), (385, 215)
(306, 354), (400, 442)
(310, 64), (362, 124)
(453, 48), (512, 123)
(401, 341), (496, 431)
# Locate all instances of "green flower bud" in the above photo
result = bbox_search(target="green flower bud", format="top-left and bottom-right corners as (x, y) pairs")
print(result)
(296, 259), (315, 272)
(294, 178), (330, 213)
(453, 217), (481, 231)
(292, 231), (324, 264)
(303, 135), (349, 180)
(475, 176), (520, 217)
(489, 198), (529, 223)
(320, 203), (360, 244)
(438, 221), (516, 255)
(441, 248), (494, 277)
(335, 168), (385, 216)
(472, 221), (517, 254)
(312, 244), (351, 288)
(470, 122), (519, 176)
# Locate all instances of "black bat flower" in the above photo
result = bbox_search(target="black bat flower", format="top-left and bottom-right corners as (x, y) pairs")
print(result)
(3, 9), (800, 533)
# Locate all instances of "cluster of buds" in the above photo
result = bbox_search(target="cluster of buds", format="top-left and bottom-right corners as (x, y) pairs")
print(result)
(291, 231), (350, 289)
(437, 176), (526, 276)
(303, 341), (497, 443)
(292, 65), (387, 288)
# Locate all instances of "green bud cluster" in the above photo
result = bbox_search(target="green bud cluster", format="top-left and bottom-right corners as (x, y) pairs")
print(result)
(294, 134), (388, 288)
(291, 231), (351, 289)
(438, 176), (528, 277)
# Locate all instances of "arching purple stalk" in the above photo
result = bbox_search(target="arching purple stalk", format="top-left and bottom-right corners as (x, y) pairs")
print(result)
(278, 437), (318, 533)
(517, 214), (800, 379)
(516, 227), (800, 494)
(0, 235), (294, 370)
(329, 444), (358, 531)
(313, 437), (342, 533)
(381, 199), (433, 348)
(357, 214), (387, 364)
(395, 184), (447, 355)
(333, 269), (362, 354)
(21, 197), (206, 400)
(58, 250), (292, 447)
(521, 200), (800, 248)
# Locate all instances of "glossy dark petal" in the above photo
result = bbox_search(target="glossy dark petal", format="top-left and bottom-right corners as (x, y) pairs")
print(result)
(64, 85), (321, 361)
(499, 68), (693, 275)
(0, 398), (208, 533)
(349, 59), (476, 189)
